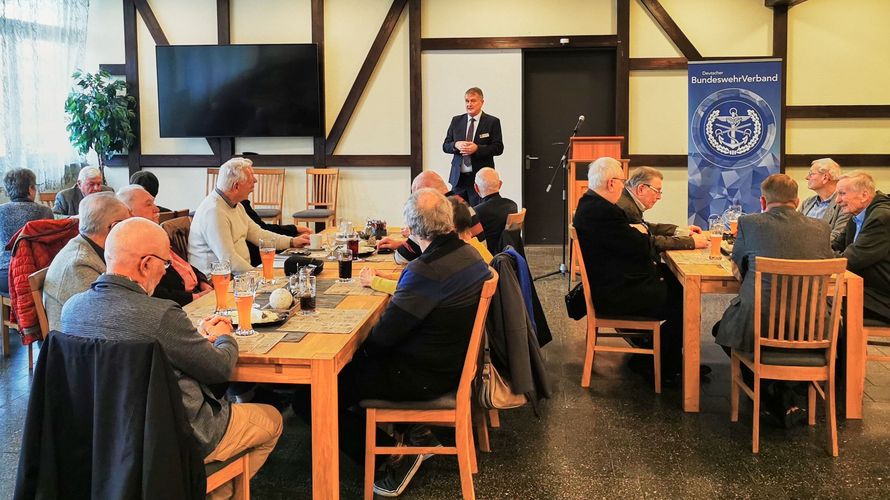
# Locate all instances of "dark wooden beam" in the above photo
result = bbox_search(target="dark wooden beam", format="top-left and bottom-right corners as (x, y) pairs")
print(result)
(616, 0), (629, 158)
(327, 155), (412, 166)
(140, 155), (220, 167)
(133, 0), (169, 46)
(628, 154), (687, 167)
(765, 0), (808, 7)
(786, 105), (890, 119)
(242, 155), (315, 167)
(773, 4), (788, 172)
(421, 35), (619, 51)
(123, 0), (141, 177)
(408, 0), (422, 180)
(638, 0), (701, 60)
(213, 0), (234, 163)
(312, 0), (326, 167)
(109, 154), (415, 168)
(786, 154), (890, 167)
(326, 0), (407, 156)
(99, 63), (126, 75)
(629, 57), (687, 71)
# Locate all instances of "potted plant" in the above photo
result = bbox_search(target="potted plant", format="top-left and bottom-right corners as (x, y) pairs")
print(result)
(64, 69), (136, 179)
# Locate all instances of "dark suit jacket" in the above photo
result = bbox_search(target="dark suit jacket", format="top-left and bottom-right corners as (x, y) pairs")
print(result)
(572, 190), (666, 316)
(442, 112), (504, 189)
(153, 266), (210, 307)
(831, 192), (890, 322)
(616, 189), (694, 251)
(716, 207), (834, 351)
(474, 193), (518, 254)
(52, 184), (114, 215)
(242, 200), (298, 266)
(800, 192), (851, 243)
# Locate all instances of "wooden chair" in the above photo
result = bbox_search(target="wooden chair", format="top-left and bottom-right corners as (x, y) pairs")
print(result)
(251, 168), (286, 224)
(500, 208), (527, 256)
(25, 268), (49, 370)
(206, 452), (250, 499)
(37, 192), (56, 209)
(361, 270), (499, 500)
(292, 168), (339, 231)
(504, 208), (526, 232)
(1, 295), (14, 358)
(730, 257), (846, 456)
(865, 319), (890, 363)
(158, 209), (190, 224)
(205, 168), (220, 197)
(570, 227), (662, 393)
(161, 216), (191, 261)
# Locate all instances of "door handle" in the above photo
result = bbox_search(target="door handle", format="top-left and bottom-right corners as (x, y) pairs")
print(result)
(525, 155), (539, 170)
(526, 155), (539, 160)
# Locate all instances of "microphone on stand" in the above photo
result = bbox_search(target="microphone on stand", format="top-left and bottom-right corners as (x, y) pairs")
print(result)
(572, 115), (585, 134)
(547, 115), (586, 193)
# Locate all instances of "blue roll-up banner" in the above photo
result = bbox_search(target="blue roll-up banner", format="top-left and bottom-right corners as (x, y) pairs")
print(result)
(688, 59), (783, 227)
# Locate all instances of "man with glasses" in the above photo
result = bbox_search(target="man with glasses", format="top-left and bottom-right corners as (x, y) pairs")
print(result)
(573, 157), (686, 382)
(617, 166), (707, 252)
(60, 218), (282, 499)
(52, 166), (114, 216)
(44, 192), (131, 331)
(800, 158), (851, 242)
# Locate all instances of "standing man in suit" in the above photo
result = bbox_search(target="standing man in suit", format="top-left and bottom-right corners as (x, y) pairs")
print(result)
(573, 157), (685, 379)
(616, 166), (708, 252)
(832, 171), (890, 323)
(714, 174), (834, 426)
(442, 87), (504, 206)
(473, 167), (517, 254)
(53, 166), (114, 216)
(800, 158), (851, 242)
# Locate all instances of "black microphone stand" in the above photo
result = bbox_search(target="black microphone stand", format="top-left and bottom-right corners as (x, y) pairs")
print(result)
(534, 120), (581, 284)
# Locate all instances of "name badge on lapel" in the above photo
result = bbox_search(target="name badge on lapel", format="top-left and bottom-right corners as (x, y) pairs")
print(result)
(479, 133), (490, 138)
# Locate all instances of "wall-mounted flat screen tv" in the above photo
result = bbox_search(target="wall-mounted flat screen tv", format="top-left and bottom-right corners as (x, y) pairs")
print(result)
(156, 44), (321, 138)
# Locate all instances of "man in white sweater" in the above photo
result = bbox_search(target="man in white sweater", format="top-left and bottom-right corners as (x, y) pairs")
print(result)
(190, 158), (311, 274)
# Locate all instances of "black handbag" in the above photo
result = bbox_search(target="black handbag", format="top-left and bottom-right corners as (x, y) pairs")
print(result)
(564, 283), (587, 320)
(283, 255), (324, 276)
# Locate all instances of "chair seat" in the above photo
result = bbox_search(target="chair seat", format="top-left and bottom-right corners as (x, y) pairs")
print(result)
(359, 391), (456, 410)
(738, 348), (827, 367)
(253, 208), (281, 218)
(205, 449), (248, 476)
(864, 317), (890, 328)
(292, 208), (334, 218)
(599, 315), (662, 324)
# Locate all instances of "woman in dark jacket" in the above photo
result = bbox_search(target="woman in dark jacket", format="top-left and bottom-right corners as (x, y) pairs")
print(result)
(0, 168), (54, 294)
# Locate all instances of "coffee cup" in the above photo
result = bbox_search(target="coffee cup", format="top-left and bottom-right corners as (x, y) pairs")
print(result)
(309, 233), (323, 249)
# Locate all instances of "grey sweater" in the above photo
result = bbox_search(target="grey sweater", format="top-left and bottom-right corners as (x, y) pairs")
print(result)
(0, 200), (54, 273)
(61, 274), (239, 455)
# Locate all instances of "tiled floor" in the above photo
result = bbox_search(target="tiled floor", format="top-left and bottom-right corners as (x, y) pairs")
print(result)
(2, 246), (889, 499)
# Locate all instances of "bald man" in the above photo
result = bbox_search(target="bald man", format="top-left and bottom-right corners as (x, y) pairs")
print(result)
(44, 193), (131, 332)
(60, 218), (282, 500)
(473, 167), (518, 254)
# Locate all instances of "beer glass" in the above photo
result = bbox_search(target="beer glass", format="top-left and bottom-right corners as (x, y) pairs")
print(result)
(210, 260), (232, 313)
(708, 215), (724, 260)
(233, 272), (260, 336)
(258, 237), (276, 282)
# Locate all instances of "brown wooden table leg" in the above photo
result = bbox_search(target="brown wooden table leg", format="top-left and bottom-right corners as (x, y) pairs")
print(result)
(845, 274), (865, 419)
(683, 275), (702, 413)
(311, 358), (340, 499)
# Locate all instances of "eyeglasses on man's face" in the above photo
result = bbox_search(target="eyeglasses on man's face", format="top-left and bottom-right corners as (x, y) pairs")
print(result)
(144, 254), (171, 269)
(642, 183), (663, 196)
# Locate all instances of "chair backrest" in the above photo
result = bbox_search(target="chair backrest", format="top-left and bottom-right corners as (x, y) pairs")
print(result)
(251, 168), (286, 211)
(205, 168), (220, 196)
(28, 268), (49, 339)
(38, 192), (56, 208)
(456, 269), (499, 404)
(504, 208), (526, 232)
(570, 226), (598, 324)
(161, 216), (191, 260)
(305, 168), (339, 209)
(753, 257), (847, 362)
(157, 211), (175, 224)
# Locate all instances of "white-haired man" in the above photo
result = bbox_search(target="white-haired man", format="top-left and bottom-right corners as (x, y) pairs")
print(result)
(473, 167), (518, 254)
(800, 158), (851, 242)
(44, 193), (131, 331)
(616, 166), (707, 252)
(833, 172), (890, 323)
(189, 158), (311, 274)
(572, 157), (686, 380)
(53, 166), (114, 215)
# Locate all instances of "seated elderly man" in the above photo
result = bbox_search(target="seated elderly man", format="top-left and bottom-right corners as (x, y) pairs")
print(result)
(801, 158), (851, 242)
(573, 157), (686, 378)
(833, 172), (890, 323)
(616, 166), (707, 251)
(60, 218), (282, 500)
(189, 157), (310, 274)
(117, 185), (211, 306)
(295, 188), (491, 497)
(473, 167), (518, 254)
(44, 193), (131, 332)
(53, 166), (113, 216)
(714, 174), (834, 427)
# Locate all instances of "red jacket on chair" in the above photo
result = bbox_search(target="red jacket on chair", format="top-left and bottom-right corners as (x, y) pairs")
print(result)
(5, 218), (79, 344)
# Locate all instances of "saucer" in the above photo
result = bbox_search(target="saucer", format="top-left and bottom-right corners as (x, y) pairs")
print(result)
(305, 247), (325, 251)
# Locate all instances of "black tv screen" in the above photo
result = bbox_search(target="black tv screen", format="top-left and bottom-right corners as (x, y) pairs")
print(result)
(156, 44), (321, 137)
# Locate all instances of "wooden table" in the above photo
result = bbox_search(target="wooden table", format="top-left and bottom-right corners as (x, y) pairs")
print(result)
(662, 249), (866, 418)
(185, 257), (402, 499)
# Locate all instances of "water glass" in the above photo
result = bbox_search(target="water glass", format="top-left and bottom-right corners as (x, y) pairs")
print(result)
(210, 260), (232, 313)
(233, 272), (260, 336)
(338, 247), (353, 282)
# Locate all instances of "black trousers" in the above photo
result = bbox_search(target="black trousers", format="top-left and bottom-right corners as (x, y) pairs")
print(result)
(452, 172), (481, 207)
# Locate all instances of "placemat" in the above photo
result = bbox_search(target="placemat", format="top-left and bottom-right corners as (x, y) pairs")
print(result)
(670, 250), (733, 272)
(324, 280), (383, 296)
(234, 332), (286, 354)
(276, 308), (369, 334)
